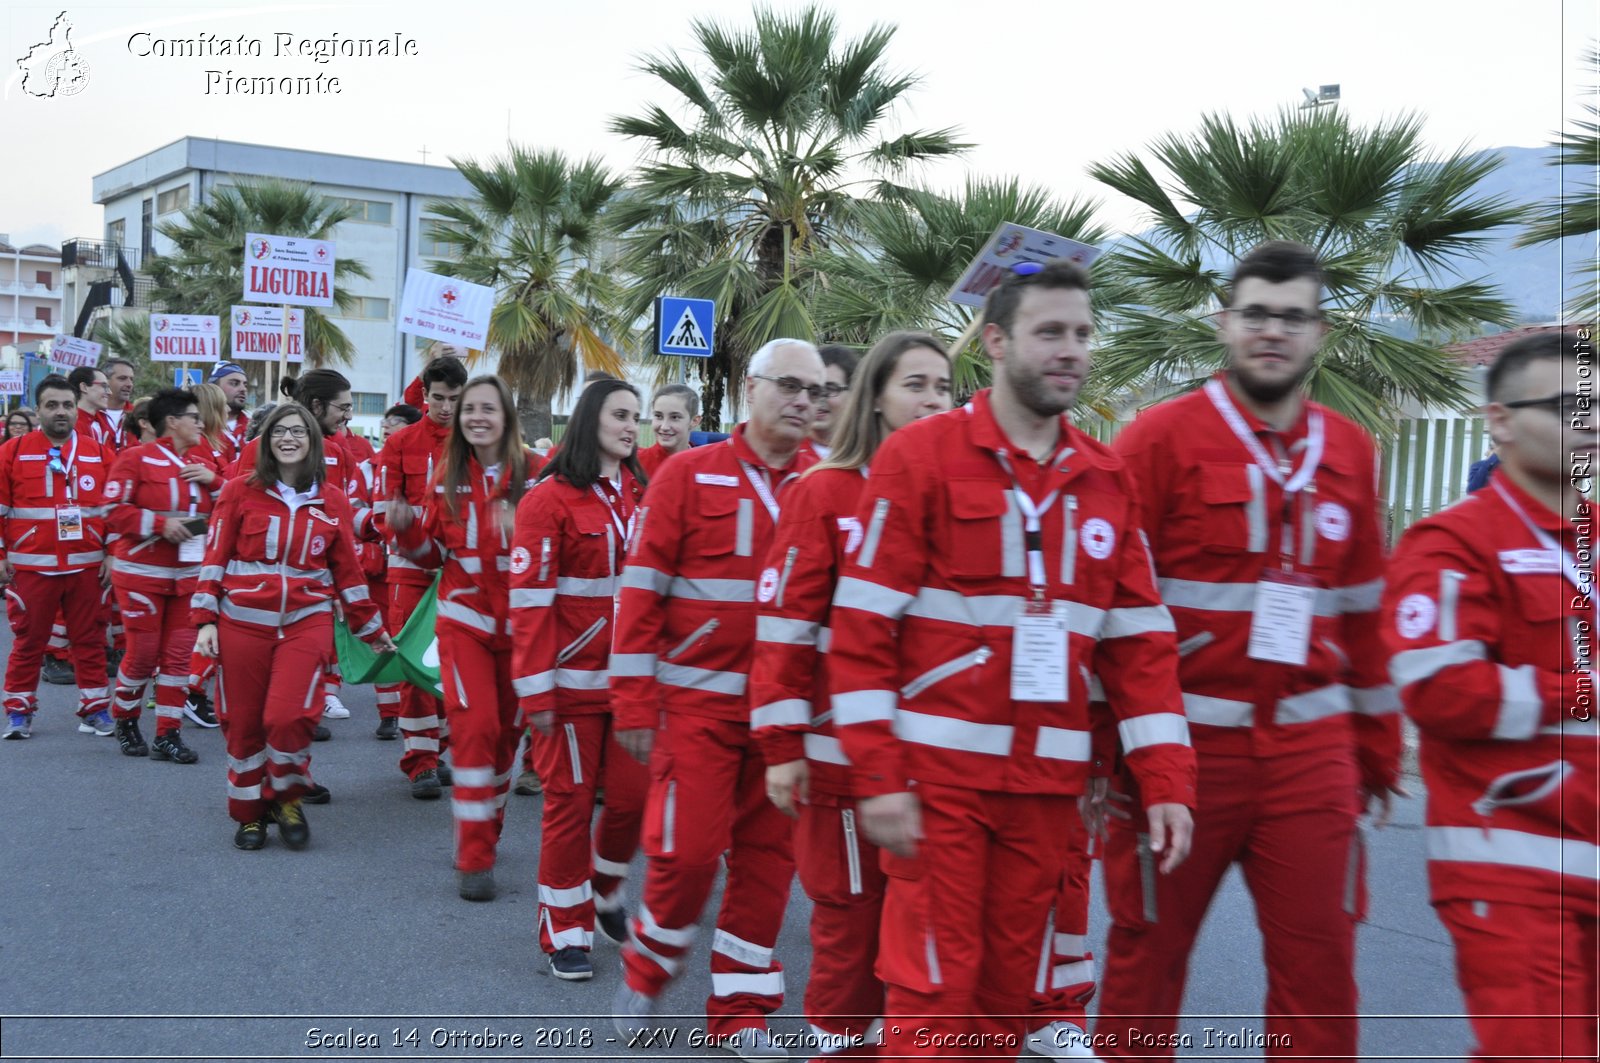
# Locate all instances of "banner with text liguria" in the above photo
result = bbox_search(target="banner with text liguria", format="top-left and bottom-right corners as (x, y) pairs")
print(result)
(229, 306), (306, 363)
(242, 232), (335, 308)
(149, 314), (221, 362)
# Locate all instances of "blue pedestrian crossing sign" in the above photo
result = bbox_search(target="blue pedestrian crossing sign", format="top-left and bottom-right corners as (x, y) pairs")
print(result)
(655, 296), (715, 358)
(173, 367), (203, 387)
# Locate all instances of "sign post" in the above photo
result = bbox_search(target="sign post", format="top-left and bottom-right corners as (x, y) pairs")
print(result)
(654, 295), (716, 384)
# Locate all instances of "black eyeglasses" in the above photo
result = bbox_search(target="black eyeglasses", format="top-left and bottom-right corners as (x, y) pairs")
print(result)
(821, 383), (848, 399)
(269, 426), (309, 439)
(1503, 393), (1589, 420)
(751, 374), (825, 403)
(1233, 306), (1322, 334)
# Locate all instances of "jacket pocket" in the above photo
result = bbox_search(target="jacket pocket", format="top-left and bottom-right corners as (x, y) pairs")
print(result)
(239, 512), (278, 560)
(556, 616), (608, 665)
(1198, 462), (1267, 555)
(1471, 760), (1572, 818)
(941, 481), (1012, 580)
(693, 491), (743, 558)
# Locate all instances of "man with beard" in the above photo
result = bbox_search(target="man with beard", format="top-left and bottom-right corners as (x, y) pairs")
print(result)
(209, 363), (252, 455)
(828, 261), (1196, 1057)
(1095, 241), (1402, 1060)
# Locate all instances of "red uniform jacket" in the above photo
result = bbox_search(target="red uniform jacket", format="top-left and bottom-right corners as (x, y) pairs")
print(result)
(222, 410), (250, 457)
(635, 443), (673, 480)
(750, 467), (868, 798)
(828, 391), (1197, 805)
(105, 439), (223, 597)
(0, 430), (115, 573)
(190, 476), (383, 640)
(377, 416), (451, 587)
(1382, 471), (1598, 914)
(339, 430), (376, 465)
(231, 435), (373, 538)
(510, 470), (643, 718)
(1113, 376), (1401, 792)
(610, 425), (819, 733)
(396, 451), (543, 651)
(76, 407), (120, 452)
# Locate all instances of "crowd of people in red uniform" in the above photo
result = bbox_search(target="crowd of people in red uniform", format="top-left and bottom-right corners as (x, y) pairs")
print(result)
(0, 241), (1593, 1062)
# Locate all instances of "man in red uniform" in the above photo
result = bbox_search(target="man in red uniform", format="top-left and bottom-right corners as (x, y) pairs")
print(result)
(1382, 331), (1597, 1062)
(70, 366), (117, 450)
(101, 359), (137, 448)
(0, 375), (116, 739)
(209, 362), (252, 455)
(1096, 241), (1402, 1060)
(828, 261), (1196, 1058)
(379, 355), (466, 790)
(610, 338), (825, 1059)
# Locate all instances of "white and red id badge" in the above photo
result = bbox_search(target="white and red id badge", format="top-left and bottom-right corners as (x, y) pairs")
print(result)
(55, 505), (83, 542)
(178, 536), (206, 563)
(1247, 570), (1318, 666)
(1011, 599), (1070, 702)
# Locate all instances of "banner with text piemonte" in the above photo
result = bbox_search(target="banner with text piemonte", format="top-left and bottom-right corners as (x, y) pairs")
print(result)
(149, 313), (221, 362)
(230, 306), (305, 363)
(397, 268), (493, 347)
(242, 232), (335, 308)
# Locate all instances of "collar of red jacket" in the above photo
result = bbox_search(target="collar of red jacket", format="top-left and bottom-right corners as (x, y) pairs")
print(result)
(729, 422), (808, 475)
(1487, 465), (1568, 531)
(965, 388), (1114, 474)
(1206, 370), (1317, 443)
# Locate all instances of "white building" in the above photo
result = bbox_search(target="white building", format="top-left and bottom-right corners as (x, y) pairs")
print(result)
(0, 237), (63, 347)
(81, 137), (476, 431)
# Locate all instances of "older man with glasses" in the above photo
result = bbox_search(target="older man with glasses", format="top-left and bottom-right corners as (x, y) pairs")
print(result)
(611, 338), (825, 1059)
(0, 375), (117, 740)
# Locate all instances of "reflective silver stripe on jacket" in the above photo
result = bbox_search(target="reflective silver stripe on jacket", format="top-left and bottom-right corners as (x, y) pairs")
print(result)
(1426, 826), (1599, 880)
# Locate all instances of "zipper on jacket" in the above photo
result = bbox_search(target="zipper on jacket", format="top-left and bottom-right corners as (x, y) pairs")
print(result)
(556, 616), (608, 665)
(1176, 631), (1214, 658)
(900, 646), (992, 700)
(538, 537), (552, 582)
(665, 618), (719, 660)
(1061, 496), (1078, 585)
(775, 546), (798, 608)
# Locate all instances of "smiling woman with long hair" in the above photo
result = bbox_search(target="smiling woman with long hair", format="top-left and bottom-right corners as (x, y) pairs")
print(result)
(394, 375), (542, 901)
(191, 403), (394, 851)
(509, 378), (649, 981)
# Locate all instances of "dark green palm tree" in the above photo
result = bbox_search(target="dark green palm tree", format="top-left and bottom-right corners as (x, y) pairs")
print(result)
(1088, 108), (1525, 434)
(425, 147), (630, 441)
(146, 180), (371, 384)
(610, 3), (968, 425)
(1515, 45), (1598, 323)
(812, 176), (1106, 398)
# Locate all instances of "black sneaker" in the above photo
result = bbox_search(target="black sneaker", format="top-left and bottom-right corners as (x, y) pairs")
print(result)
(302, 783), (331, 805)
(233, 819), (268, 851)
(596, 906), (629, 947)
(436, 762), (453, 787)
(374, 716), (399, 740)
(183, 691), (219, 728)
(114, 717), (149, 757)
(457, 869), (496, 901)
(411, 769), (442, 800)
(312, 724), (331, 742)
(150, 731), (198, 764)
(549, 946), (593, 981)
(270, 800), (310, 849)
(41, 655), (74, 685)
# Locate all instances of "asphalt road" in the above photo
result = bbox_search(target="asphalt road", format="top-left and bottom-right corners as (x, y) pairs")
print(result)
(0, 629), (1468, 1062)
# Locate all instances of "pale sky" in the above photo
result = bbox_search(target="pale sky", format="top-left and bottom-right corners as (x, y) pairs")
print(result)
(2, 0), (1595, 248)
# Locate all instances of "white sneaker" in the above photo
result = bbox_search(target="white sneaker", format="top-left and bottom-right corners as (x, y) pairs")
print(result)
(611, 981), (657, 1044)
(716, 1027), (787, 1060)
(1027, 1021), (1100, 1060)
(322, 695), (350, 719)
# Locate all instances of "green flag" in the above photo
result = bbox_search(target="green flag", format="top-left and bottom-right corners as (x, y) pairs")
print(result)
(334, 573), (442, 694)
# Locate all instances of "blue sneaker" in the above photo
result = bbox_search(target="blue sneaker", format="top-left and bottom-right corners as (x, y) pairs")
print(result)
(3, 711), (32, 740)
(77, 709), (114, 736)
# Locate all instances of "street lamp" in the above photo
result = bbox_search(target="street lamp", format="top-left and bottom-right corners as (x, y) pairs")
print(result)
(1301, 84), (1341, 109)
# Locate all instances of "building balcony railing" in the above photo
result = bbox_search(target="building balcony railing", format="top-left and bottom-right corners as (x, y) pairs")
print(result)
(61, 238), (143, 272)
(0, 319), (56, 334)
(0, 280), (59, 297)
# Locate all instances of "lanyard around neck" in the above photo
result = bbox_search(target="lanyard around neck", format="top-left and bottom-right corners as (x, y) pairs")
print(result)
(740, 462), (783, 525)
(591, 481), (632, 545)
(994, 451), (1060, 597)
(1493, 479), (1591, 596)
(1205, 378), (1325, 495)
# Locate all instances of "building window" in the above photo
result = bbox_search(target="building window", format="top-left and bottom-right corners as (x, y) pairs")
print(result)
(339, 296), (390, 320)
(353, 392), (387, 416)
(36, 307), (51, 327)
(106, 219), (126, 250)
(330, 197), (393, 225)
(417, 226), (458, 259)
(157, 186), (190, 215)
(35, 272), (51, 290)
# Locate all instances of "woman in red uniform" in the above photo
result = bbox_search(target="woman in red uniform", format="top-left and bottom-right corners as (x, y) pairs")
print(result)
(392, 375), (540, 901)
(105, 387), (223, 764)
(749, 331), (952, 1056)
(192, 403), (393, 851)
(510, 378), (651, 981)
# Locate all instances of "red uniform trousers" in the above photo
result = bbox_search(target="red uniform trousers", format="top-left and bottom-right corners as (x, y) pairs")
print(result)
(50, 587), (121, 661)
(623, 713), (796, 1039)
(392, 580), (447, 776)
(439, 627), (520, 873)
(370, 576), (400, 720)
(215, 615), (329, 823)
(1097, 749), (1362, 1061)
(875, 784), (1074, 1059)
(111, 587), (197, 737)
(532, 714), (649, 952)
(1028, 812), (1097, 1043)
(2, 569), (109, 718)
(1435, 899), (1597, 1063)
(796, 796), (887, 1059)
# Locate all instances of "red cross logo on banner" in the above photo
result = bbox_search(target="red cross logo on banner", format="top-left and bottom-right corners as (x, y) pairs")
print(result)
(440, 286), (458, 306)
(315, 246), (328, 261)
